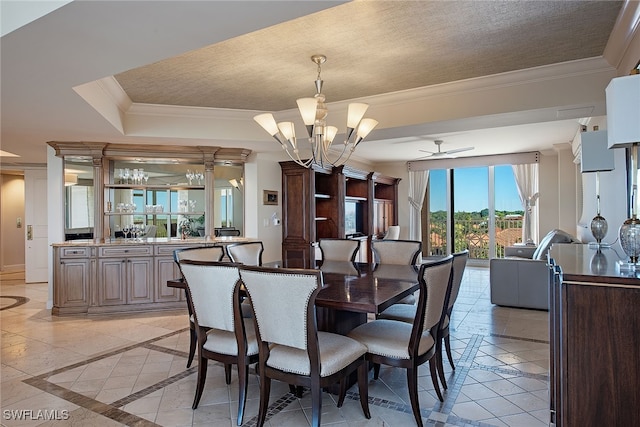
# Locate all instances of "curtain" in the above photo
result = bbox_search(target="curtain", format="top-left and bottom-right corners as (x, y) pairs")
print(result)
(408, 170), (429, 241)
(512, 163), (539, 244)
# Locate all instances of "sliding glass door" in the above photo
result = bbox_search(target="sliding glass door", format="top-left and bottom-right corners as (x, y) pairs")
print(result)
(425, 165), (523, 262)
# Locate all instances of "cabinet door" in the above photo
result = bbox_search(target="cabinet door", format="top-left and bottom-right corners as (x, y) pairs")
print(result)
(127, 258), (154, 303)
(98, 258), (127, 305)
(56, 258), (90, 308)
(155, 257), (182, 302)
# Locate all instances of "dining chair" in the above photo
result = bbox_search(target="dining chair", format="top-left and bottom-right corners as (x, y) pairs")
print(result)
(238, 265), (371, 427)
(318, 238), (359, 262)
(178, 260), (259, 426)
(377, 250), (469, 389)
(347, 255), (453, 427)
(383, 225), (400, 240)
(372, 239), (422, 304)
(173, 246), (225, 368)
(226, 241), (264, 266)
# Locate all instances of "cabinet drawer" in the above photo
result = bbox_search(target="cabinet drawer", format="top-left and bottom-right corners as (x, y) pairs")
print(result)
(154, 244), (202, 256)
(99, 246), (152, 257)
(59, 247), (90, 258)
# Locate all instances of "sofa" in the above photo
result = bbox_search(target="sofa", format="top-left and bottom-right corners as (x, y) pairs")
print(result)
(489, 229), (579, 310)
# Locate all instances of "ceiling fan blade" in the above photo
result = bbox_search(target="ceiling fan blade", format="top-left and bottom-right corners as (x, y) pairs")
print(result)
(418, 149), (436, 154)
(444, 146), (474, 155)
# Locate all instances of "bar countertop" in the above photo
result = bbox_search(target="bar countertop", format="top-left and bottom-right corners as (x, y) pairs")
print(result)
(548, 243), (640, 285)
(52, 236), (251, 247)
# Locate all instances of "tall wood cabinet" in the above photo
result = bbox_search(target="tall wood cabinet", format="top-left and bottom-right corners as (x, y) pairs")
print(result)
(548, 244), (640, 426)
(280, 161), (399, 267)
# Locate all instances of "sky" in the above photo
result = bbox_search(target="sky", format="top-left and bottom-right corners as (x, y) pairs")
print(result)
(430, 165), (523, 212)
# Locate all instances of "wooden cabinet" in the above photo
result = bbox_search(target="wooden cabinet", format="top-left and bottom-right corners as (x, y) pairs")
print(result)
(280, 162), (399, 267)
(548, 244), (640, 426)
(372, 173), (399, 239)
(53, 246), (93, 314)
(154, 244), (188, 302)
(98, 246), (153, 306)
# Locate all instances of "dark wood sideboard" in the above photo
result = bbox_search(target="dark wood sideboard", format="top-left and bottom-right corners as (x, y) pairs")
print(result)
(548, 243), (640, 427)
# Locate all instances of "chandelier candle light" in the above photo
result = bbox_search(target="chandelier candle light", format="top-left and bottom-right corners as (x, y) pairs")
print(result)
(254, 54), (378, 168)
(605, 63), (640, 269)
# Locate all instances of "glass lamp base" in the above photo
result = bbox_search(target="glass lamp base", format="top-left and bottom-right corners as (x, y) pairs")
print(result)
(619, 216), (640, 264)
(590, 214), (608, 244)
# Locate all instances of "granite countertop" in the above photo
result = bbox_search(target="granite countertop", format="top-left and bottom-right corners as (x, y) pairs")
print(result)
(52, 236), (250, 246)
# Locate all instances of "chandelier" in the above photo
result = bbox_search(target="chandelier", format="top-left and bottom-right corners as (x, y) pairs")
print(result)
(253, 54), (378, 168)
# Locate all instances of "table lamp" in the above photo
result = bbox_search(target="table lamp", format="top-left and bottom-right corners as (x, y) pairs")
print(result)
(580, 128), (615, 248)
(605, 66), (640, 269)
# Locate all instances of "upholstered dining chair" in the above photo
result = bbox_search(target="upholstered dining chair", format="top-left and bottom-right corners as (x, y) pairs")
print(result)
(378, 250), (469, 390)
(226, 241), (264, 266)
(173, 246), (225, 368)
(178, 260), (258, 426)
(318, 238), (359, 262)
(238, 265), (371, 427)
(372, 239), (422, 304)
(348, 255), (453, 427)
(383, 225), (400, 240)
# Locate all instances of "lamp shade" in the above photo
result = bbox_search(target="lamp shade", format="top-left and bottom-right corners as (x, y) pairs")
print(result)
(581, 130), (615, 173)
(605, 74), (640, 148)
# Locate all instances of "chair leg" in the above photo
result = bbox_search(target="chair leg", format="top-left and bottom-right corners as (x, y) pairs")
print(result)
(187, 323), (196, 368)
(444, 334), (455, 370)
(256, 373), (271, 427)
(429, 357), (444, 402)
(357, 362), (371, 419)
(192, 356), (208, 409)
(288, 384), (304, 398)
(236, 363), (248, 426)
(310, 381), (322, 427)
(436, 339), (448, 390)
(337, 377), (347, 407)
(224, 363), (232, 384)
(406, 367), (423, 427)
(373, 363), (381, 379)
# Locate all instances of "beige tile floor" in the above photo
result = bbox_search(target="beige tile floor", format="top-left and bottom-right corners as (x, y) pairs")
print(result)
(1, 267), (550, 426)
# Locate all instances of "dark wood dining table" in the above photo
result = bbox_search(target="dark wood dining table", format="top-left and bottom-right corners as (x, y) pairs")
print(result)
(168, 260), (420, 335)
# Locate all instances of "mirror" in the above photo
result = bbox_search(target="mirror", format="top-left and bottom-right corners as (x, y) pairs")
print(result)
(64, 159), (94, 240)
(214, 163), (244, 236)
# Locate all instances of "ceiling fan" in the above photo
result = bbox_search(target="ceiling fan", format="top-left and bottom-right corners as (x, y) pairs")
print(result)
(418, 139), (474, 158)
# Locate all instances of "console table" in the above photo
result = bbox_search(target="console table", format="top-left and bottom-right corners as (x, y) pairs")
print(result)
(548, 243), (640, 426)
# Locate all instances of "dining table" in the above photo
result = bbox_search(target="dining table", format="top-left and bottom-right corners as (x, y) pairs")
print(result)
(168, 260), (421, 335)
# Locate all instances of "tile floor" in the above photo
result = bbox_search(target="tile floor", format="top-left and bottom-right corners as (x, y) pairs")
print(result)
(1, 267), (550, 426)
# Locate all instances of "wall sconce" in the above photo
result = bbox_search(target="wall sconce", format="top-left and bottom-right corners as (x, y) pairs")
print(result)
(605, 65), (640, 268)
(64, 173), (78, 186)
(580, 128), (614, 248)
(229, 178), (243, 191)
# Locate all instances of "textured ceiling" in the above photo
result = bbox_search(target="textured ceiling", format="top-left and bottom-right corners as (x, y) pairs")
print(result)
(115, 1), (622, 112)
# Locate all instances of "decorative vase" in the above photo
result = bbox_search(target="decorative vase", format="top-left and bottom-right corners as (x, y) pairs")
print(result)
(590, 214), (608, 244)
(619, 216), (640, 264)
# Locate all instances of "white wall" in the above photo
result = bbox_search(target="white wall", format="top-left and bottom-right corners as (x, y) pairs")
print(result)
(251, 152), (285, 263)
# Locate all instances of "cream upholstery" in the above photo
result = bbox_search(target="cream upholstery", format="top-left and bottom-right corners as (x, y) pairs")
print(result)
(383, 225), (400, 240)
(226, 242), (264, 266)
(178, 260), (258, 424)
(347, 255), (453, 423)
(175, 246), (225, 263)
(238, 265), (370, 427)
(318, 238), (359, 262)
(372, 239), (422, 265)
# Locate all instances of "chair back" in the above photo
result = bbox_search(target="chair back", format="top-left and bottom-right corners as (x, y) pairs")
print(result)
(173, 246), (225, 265)
(383, 225), (400, 240)
(372, 239), (422, 265)
(447, 250), (469, 311)
(226, 241), (264, 266)
(415, 255), (453, 336)
(318, 238), (359, 262)
(178, 260), (242, 332)
(239, 266), (321, 351)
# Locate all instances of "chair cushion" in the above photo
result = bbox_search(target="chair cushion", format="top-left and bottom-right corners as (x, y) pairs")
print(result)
(266, 331), (367, 377)
(378, 304), (416, 323)
(202, 317), (259, 357)
(348, 319), (434, 359)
